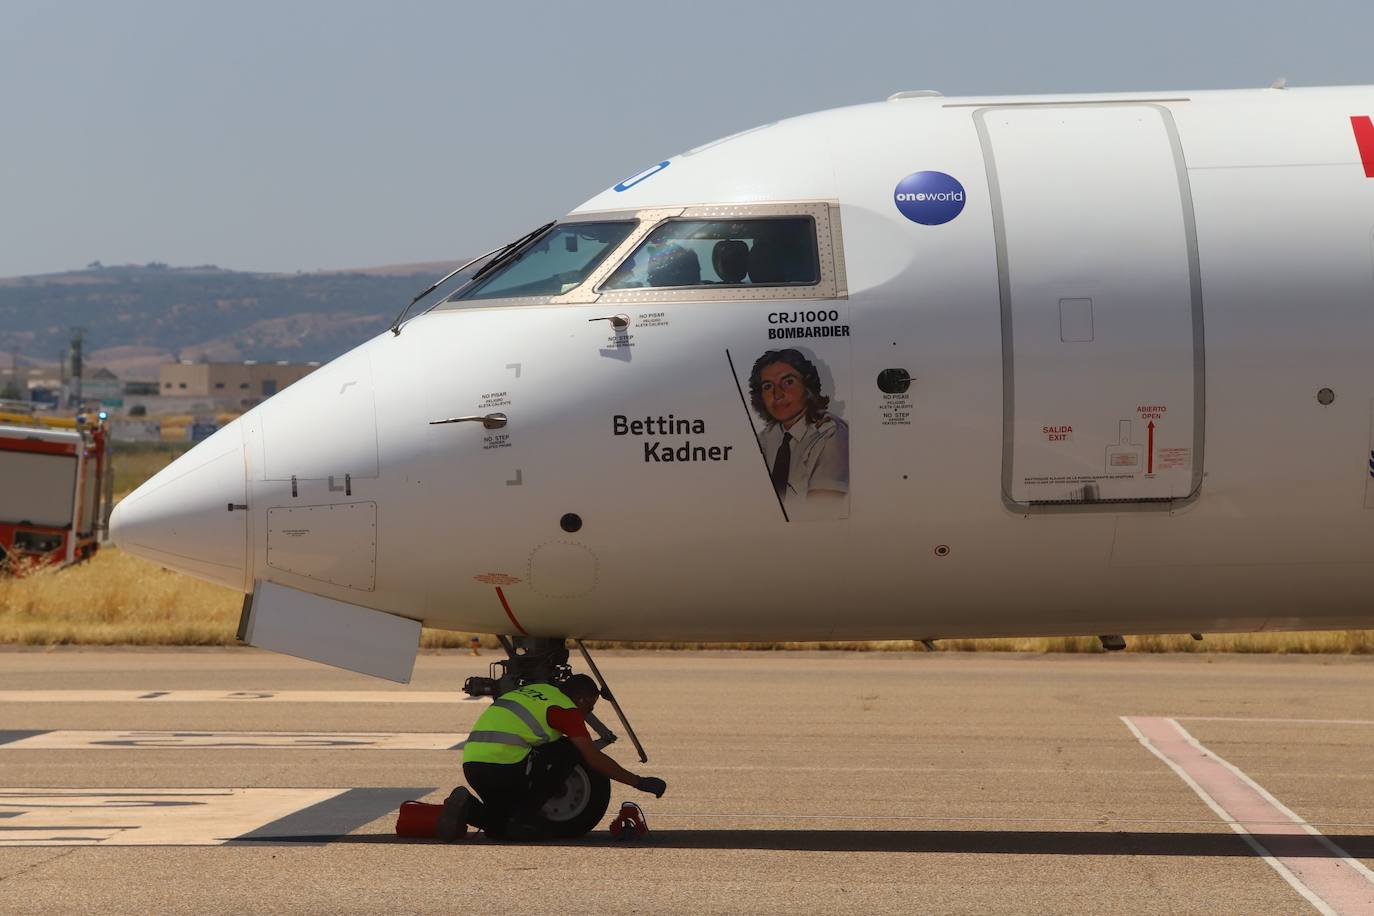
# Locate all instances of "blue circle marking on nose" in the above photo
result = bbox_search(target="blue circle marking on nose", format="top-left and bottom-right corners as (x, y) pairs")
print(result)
(894, 171), (967, 225)
(614, 161), (670, 192)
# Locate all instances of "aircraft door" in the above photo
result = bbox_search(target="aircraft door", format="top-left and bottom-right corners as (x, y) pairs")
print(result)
(977, 105), (1204, 507)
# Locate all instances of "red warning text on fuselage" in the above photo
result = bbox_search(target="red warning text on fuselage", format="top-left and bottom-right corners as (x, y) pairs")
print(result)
(1137, 405), (1167, 420)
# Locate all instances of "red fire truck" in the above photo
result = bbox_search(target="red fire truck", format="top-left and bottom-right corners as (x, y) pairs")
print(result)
(0, 409), (112, 573)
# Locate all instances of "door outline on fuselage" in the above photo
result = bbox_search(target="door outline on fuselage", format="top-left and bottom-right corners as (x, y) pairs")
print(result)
(973, 102), (1207, 515)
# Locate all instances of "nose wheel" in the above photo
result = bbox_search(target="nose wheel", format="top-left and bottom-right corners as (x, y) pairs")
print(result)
(537, 762), (611, 838)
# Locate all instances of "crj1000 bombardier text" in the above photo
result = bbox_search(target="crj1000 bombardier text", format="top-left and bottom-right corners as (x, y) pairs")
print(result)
(112, 85), (1374, 723)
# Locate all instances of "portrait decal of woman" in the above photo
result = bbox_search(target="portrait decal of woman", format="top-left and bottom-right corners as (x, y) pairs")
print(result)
(747, 348), (849, 520)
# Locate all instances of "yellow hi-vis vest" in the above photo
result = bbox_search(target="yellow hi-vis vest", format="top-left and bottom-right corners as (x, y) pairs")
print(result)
(462, 683), (577, 765)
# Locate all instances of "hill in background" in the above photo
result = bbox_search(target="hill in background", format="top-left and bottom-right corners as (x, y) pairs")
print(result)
(0, 261), (456, 378)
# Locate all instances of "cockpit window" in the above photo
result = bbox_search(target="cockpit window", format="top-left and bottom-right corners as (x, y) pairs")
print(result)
(599, 218), (820, 291)
(453, 221), (637, 301)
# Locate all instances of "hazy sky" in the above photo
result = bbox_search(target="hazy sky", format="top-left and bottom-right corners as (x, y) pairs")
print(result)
(3, 0), (1372, 277)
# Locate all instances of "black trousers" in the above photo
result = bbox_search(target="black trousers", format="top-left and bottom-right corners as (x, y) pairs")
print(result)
(462, 738), (581, 839)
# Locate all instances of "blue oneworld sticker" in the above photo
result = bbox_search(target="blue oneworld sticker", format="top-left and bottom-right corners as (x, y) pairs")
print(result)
(614, 161), (670, 192)
(894, 171), (966, 225)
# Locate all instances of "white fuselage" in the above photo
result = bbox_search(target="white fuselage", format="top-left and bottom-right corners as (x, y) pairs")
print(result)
(112, 85), (1374, 643)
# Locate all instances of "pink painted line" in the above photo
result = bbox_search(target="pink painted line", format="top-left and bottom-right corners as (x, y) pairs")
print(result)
(1125, 716), (1374, 914)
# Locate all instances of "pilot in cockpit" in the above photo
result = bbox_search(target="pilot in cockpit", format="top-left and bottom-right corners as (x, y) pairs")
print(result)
(646, 243), (701, 287)
(711, 239), (750, 285)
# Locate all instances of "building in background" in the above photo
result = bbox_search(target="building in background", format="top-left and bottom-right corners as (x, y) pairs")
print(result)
(4, 361), (123, 412)
(83, 368), (123, 407)
(0, 365), (62, 404)
(4, 359), (321, 416)
(123, 381), (160, 397)
(153, 359), (318, 409)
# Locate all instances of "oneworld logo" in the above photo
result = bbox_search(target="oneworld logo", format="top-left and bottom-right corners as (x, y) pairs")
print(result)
(894, 171), (966, 225)
(895, 191), (961, 202)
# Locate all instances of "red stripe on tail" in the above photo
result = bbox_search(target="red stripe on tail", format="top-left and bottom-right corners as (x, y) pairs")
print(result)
(1353, 116), (1374, 178)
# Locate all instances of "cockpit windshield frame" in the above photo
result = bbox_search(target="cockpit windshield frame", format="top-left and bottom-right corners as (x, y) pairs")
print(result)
(596, 202), (846, 303)
(453, 220), (630, 303)
(435, 201), (845, 311)
(436, 208), (682, 311)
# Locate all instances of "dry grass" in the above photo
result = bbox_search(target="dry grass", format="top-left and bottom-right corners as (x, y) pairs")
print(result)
(153, 413), (241, 444)
(0, 549), (243, 646)
(0, 548), (501, 648)
(112, 442), (194, 495)
(4, 548), (1374, 653)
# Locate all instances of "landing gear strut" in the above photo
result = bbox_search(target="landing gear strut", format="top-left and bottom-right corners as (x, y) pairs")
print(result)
(462, 635), (648, 763)
(463, 636), (571, 697)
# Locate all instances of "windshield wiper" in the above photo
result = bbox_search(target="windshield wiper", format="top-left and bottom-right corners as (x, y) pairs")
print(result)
(387, 247), (500, 335)
(387, 219), (556, 336)
(466, 219), (557, 285)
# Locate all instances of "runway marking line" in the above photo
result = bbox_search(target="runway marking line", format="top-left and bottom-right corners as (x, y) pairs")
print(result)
(1123, 715), (1374, 915)
(0, 787), (430, 846)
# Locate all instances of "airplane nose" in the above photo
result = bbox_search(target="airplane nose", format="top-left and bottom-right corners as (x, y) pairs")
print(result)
(110, 420), (249, 591)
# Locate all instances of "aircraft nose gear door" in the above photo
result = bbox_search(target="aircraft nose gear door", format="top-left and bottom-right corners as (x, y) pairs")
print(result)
(978, 104), (1204, 508)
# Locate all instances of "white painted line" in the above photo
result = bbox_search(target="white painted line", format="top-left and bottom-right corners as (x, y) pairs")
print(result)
(0, 730), (466, 750)
(0, 788), (343, 846)
(1124, 715), (1374, 915)
(0, 690), (484, 704)
(0, 787), (431, 846)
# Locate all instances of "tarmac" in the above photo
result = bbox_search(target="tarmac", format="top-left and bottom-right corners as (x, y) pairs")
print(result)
(2, 648), (1374, 914)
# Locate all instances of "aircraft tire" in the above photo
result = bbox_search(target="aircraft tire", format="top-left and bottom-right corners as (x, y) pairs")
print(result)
(534, 761), (611, 838)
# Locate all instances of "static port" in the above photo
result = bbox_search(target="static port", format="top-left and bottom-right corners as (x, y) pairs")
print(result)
(877, 368), (912, 394)
(1317, 387), (1335, 405)
(560, 513), (583, 533)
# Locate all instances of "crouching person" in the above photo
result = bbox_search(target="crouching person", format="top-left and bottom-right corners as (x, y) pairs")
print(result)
(438, 674), (666, 841)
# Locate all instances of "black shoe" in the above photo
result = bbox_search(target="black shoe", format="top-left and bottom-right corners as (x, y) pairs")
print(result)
(436, 787), (471, 842)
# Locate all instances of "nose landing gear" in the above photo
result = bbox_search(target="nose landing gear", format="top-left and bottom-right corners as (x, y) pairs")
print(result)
(462, 635), (648, 763)
(462, 635), (572, 698)
(461, 635), (647, 839)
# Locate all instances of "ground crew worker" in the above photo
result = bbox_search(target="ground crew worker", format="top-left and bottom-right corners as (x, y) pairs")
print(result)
(438, 674), (666, 841)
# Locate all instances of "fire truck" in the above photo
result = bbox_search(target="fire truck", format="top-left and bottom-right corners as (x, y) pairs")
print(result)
(0, 406), (112, 573)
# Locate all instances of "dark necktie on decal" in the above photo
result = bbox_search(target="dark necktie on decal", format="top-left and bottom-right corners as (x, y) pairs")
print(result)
(771, 432), (792, 500)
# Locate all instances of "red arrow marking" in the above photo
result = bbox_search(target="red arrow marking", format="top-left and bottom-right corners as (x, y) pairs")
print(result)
(1147, 421), (1155, 474)
(494, 586), (528, 636)
(1353, 116), (1374, 178)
